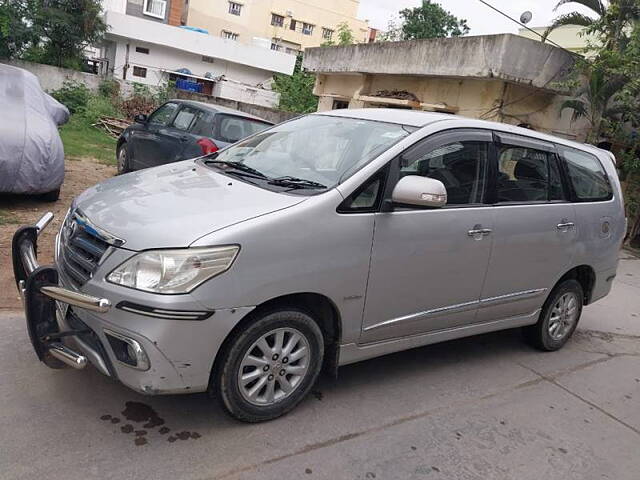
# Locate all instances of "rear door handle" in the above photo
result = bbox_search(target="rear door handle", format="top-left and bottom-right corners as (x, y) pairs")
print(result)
(557, 221), (575, 231)
(468, 225), (492, 238)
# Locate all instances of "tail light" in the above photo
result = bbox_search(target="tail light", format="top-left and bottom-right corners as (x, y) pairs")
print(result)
(197, 138), (219, 155)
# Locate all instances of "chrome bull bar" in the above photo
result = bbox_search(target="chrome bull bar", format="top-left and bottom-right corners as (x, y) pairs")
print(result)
(15, 212), (112, 314)
(13, 213), (114, 370)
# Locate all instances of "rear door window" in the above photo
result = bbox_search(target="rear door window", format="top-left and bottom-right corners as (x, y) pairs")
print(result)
(558, 146), (612, 201)
(214, 114), (271, 143)
(172, 106), (201, 131)
(496, 144), (564, 203)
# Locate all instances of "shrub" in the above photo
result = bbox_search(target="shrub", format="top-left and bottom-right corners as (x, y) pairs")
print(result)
(50, 79), (91, 114)
(98, 78), (120, 98)
(82, 95), (123, 124)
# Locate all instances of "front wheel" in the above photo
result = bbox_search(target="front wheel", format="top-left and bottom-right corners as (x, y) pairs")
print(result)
(524, 279), (583, 351)
(216, 309), (324, 423)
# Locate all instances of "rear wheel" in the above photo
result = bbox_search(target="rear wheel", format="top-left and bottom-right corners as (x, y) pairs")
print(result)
(216, 309), (324, 423)
(117, 143), (130, 174)
(524, 279), (583, 351)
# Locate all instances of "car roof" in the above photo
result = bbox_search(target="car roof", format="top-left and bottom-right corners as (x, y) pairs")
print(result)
(171, 99), (272, 124)
(315, 108), (613, 161)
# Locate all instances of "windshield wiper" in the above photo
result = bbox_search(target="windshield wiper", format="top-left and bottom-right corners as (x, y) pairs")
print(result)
(268, 176), (327, 190)
(204, 160), (268, 179)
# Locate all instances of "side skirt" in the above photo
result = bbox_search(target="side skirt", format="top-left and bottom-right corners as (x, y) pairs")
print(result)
(338, 310), (540, 367)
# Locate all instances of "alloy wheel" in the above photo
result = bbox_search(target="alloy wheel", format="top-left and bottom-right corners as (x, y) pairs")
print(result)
(548, 292), (579, 341)
(237, 327), (310, 406)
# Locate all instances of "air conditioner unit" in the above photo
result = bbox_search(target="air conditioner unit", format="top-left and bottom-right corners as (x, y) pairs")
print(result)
(285, 10), (293, 17)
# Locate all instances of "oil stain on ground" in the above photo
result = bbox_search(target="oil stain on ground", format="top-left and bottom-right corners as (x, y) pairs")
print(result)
(100, 401), (201, 447)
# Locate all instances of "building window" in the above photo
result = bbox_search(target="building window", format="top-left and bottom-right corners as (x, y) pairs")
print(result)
(302, 23), (314, 35)
(322, 28), (333, 40)
(135, 46), (150, 54)
(271, 13), (284, 27)
(202, 55), (214, 63)
(132, 66), (147, 78)
(142, 0), (166, 19)
(270, 43), (282, 51)
(333, 100), (349, 109)
(285, 47), (299, 55)
(289, 19), (297, 31)
(228, 1), (242, 16)
(222, 30), (239, 40)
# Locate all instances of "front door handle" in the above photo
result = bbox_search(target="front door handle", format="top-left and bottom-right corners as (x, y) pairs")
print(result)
(557, 220), (575, 231)
(468, 224), (492, 239)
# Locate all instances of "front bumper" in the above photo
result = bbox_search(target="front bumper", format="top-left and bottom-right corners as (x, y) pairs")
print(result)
(12, 213), (251, 395)
(12, 212), (113, 370)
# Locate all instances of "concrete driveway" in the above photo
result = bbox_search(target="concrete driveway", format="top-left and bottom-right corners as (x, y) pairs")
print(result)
(1, 253), (639, 480)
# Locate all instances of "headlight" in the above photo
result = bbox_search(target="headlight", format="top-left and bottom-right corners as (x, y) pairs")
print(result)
(106, 246), (239, 294)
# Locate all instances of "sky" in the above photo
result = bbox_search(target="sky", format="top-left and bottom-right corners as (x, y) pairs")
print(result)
(358, 0), (597, 34)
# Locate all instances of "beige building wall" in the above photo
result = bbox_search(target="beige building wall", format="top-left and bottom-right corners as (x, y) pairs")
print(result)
(313, 73), (590, 141)
(517, 25), (595, 54)
(186, 0), (369, 52)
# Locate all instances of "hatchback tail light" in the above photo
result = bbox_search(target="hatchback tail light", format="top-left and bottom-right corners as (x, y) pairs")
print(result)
(197, 138), (219, 155)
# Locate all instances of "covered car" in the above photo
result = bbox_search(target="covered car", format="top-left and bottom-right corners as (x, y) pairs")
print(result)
(0, 64), (69, 200)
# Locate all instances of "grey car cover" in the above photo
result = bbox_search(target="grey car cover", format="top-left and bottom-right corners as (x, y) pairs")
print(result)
(0, 64), (69, 194)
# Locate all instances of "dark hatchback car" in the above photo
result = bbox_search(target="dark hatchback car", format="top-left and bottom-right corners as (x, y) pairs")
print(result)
(116, 100), (273, 173)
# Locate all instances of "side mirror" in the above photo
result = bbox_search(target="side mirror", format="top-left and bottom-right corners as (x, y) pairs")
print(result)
(390, 175), (447, 208)
(134, 114), (148, 124)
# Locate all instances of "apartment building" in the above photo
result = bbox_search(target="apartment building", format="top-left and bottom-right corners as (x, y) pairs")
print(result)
(98, 0), (296, 108)
(185, 0), (371, 53)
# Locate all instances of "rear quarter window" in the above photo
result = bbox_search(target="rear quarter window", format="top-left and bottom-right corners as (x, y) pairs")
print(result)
(559, 146), (613, 202)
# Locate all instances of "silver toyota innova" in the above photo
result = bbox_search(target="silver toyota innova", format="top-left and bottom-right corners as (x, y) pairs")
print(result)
(12, 109), (624, 422)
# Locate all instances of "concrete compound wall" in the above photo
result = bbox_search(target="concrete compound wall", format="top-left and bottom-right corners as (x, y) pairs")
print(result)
(2, 59), (104, 93)
(176, 90), (298, 124)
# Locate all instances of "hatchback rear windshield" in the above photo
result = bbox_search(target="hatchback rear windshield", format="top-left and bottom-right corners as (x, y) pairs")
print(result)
(204, 115), (415, 191)
(215, 114), (272, 143)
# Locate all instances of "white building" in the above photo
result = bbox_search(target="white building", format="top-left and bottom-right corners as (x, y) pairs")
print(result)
(98, 2), (296, 108)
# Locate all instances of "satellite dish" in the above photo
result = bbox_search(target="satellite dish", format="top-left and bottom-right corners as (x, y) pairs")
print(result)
(520, 11), (533, 25)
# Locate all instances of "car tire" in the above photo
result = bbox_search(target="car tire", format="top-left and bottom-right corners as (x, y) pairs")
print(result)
(39, 188), (60, 202)
(216, 308), (324, 423)
(117, 143), (131, 175)
(524, 279), (584, 351)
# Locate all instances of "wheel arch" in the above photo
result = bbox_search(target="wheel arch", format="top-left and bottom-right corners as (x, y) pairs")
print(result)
(209, 292), (343, 391)
(553, 265), (596, 305)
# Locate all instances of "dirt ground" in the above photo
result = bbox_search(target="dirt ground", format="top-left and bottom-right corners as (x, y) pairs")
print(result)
(0, 158), (116, 311)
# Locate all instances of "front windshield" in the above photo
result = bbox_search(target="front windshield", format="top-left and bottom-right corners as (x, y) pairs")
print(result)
(205, 115), (414, 191)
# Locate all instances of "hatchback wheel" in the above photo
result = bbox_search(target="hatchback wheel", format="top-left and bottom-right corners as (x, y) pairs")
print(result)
(216, 309), (324, 422)
(524, 279), (583, 351)
(117, 143), (130, 174)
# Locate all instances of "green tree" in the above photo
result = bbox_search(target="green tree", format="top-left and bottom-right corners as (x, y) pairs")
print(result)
(560, 65), (627, 142)
(0, 0), (38, 59)
(272, 54), (318, 114)
(26, 0), (107, 69)
(398, 0), (469, 40)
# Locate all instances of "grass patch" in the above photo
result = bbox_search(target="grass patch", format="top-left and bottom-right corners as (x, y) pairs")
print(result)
(59, 115), (117, 165)
(0, 210), (20, 226)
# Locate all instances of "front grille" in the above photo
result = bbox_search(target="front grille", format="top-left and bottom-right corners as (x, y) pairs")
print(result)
(58, 211), (109, 287)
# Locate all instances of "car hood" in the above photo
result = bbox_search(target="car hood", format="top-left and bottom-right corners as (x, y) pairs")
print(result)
(74, 160), (306, 251)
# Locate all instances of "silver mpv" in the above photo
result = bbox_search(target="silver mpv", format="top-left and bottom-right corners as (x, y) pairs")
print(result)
(12, 109), (624, 422)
